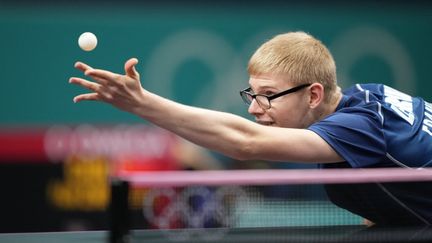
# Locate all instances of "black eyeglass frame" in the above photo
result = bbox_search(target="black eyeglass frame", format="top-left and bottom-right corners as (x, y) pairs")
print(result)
(239, 83), (312, 109)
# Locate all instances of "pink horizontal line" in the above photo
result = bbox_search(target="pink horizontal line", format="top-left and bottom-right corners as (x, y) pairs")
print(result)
(114, 168), (432, 187)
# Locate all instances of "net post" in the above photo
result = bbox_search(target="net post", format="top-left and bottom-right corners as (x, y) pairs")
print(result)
(109, 178), (130, 243)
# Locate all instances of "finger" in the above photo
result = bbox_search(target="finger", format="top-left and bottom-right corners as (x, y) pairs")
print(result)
(73, 93), (100, 103)
(87, 74), (109, 85)
(74, 61), (94, 72)
(85, 69), (119, 83)
(124, 58), (139, 79)
(69, 77), (101, 92)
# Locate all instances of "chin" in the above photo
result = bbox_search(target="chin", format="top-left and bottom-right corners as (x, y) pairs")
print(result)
(280, 123), (302, 128)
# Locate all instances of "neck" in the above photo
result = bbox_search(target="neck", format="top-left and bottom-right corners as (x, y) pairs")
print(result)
(318, 86), (343, 121)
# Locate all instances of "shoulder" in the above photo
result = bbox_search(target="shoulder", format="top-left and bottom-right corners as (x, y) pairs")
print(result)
(335, 83), (389, 124)
(342, 83), (384, 96)
(311, 107), (384, 141)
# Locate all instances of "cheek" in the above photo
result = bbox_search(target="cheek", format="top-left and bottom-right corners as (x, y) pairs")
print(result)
(280, 113), (304, 128)
(272, 104), (303, 127)
(273, 98), (309, 128)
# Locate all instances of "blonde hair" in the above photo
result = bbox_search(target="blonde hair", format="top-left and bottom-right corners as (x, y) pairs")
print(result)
(248, 31), (337, 102)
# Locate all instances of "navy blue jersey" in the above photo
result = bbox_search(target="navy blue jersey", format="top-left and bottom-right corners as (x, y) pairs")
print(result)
(308, 83), (432, 225)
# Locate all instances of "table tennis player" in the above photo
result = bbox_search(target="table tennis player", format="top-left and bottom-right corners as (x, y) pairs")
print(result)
(69, 31), (432, 226)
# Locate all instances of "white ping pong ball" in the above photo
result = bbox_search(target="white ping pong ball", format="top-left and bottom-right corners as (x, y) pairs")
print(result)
(78, 32), (98, 51)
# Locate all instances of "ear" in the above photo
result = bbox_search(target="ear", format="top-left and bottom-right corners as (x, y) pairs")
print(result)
(308, 83), (325, 108)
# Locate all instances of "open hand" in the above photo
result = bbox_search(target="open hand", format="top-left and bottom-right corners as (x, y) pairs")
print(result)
(69, 58), (147, 113)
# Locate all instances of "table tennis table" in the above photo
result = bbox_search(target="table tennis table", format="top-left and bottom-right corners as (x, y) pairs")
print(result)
(1, 225), (432, 243)
(4, 169), (432, 243)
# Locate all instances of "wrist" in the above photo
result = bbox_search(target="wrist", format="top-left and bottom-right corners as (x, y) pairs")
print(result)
(130, 89), (156, 119)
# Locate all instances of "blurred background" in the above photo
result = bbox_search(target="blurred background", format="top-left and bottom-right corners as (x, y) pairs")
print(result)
(0, 0), (431, 233)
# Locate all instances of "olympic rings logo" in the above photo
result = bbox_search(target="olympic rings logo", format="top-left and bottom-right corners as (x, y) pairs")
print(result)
(143, 186), (249, 241)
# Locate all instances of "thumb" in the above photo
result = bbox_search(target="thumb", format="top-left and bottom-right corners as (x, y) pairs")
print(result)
(124, 58), (140, 79)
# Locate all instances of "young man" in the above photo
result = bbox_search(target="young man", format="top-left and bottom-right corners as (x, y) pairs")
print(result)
(69, 31), (432, 225)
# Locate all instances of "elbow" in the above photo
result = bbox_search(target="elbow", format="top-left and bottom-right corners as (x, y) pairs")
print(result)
(230, 152), (249, 161)
(229, 139), (257, 161)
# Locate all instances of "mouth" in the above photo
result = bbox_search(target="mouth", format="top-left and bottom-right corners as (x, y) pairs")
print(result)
(256, 120), (275, 126)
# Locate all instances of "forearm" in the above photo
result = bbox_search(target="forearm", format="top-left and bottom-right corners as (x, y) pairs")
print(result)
(134, 92), (255, 160)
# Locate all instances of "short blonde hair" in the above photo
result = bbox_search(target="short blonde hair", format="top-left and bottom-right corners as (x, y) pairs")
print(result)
(248, 32), (337, 102)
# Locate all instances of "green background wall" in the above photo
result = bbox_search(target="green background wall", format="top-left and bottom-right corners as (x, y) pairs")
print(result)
(1, 1), (432, 125)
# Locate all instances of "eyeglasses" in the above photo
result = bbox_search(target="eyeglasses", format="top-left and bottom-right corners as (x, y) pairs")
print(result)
(239, 83), (311, 109)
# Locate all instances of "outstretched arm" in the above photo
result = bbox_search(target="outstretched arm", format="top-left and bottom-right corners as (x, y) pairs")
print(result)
(69, 58), (343, 163)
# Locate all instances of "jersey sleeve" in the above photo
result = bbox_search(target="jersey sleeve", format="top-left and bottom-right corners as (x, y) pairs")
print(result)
(308, 108), (386, 168)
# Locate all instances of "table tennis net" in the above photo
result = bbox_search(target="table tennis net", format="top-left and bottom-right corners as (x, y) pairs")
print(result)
(109, 168), (432, 243)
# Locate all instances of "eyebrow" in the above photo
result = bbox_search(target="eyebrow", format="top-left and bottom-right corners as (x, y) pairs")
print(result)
(250, 86), (280, 93)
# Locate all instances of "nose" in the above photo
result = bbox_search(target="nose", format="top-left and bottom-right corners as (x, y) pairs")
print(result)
(248, 99), (265, 115)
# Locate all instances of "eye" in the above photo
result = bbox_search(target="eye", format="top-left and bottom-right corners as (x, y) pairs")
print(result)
(263, 90), (275, 96)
